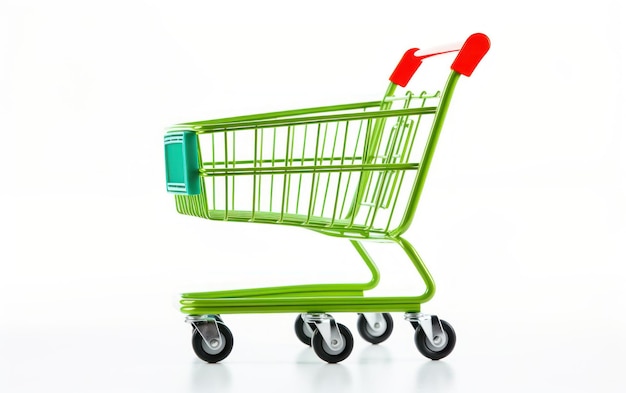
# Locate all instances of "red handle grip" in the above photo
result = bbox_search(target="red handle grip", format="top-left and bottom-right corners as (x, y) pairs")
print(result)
(389, 33), (491, 87)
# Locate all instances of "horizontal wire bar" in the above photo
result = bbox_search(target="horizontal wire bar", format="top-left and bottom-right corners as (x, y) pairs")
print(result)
(203, 156), (363, 167)
(175, 101), (384, 127)
(170, 92), (440, 130)
(199, 163), (419, 177)
(190, 107), (437, 133)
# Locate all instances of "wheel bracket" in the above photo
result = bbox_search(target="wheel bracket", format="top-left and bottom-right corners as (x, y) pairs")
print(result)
(186, 315), (222, 348)
(405, 312), (448, 349)
(302, 313), (343, 350)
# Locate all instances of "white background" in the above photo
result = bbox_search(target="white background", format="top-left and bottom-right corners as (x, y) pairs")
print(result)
(1, 0), (625, 392)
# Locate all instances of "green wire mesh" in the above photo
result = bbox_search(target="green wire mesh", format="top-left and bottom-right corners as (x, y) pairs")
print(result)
(171, 88), (443, 239)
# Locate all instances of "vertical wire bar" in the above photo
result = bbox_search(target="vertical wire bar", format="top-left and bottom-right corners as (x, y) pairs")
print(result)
(381, 93), (415, 208)
(385, 96), (429, 232)
(320, 121), (340, 216)
(382, 119), (409, 208)
(295, 124), (308, 214)
(339, 116), (365, 219)
(306, 123), (322, 223)
(223, 130), (229, 219)
(309, 122), (329, 218)
(397, 120), (416, 161)
(349, 96), (394, 227)
(251, 128), (258, 220)
(375, 122), (400, 204)
(270, 128), (276, 212)
(380, 119), (407, 208)
(362, 116), (387, 207)
(362, 171), (379, 228)
(364, 112), (401, 229)
(330, 121), (350, 225)
(384, 119), (417, 233)
(397, 94), (424, 168)
(366, 122), (402, 229)
(284, 125), (296, 214)
(347, 117), (372, 229)
(231, 130), (236, 211)
(257, 129), (264, 211)
(401, 96), (426, 162)
(211, 133), (216, 211)
(279, 126), (292, 221)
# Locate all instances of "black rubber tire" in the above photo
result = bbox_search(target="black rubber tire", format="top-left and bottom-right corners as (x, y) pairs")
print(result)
(414, 319), (456, 360)
(356, 313), (394, 344)
(191, 322), (234, 363)
(294, 315), (315, 346)
(311, 323), (354, 363)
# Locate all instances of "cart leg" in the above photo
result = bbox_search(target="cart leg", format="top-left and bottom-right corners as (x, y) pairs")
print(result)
(391, 236), (436, 303)
(350, 236), (435, 303)
(349, 240), (381, 291)
(386, 237), (456, 359)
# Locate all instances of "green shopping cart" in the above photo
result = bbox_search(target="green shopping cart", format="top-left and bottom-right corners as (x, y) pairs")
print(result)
(164, 33), (490, 363)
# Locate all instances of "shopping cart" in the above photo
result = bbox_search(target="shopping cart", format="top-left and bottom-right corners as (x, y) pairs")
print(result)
(164, 33), (490, 363)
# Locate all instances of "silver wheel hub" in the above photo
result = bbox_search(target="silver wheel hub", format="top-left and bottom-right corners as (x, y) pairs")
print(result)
(366, 319), (387, 337)
(426, 332), (447, 351)
(202, 336), (226, 354)
(362, 313), (388, 337)
(322, 335), (346, 355)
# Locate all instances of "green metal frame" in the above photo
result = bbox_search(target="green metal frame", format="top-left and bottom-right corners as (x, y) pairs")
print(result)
(167, 70), (463, 316)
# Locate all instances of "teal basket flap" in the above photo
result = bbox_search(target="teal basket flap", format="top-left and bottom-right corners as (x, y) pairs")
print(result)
(164, 131), (201, 195)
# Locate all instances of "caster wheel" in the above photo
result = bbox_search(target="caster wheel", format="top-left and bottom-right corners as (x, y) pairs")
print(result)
(414, 319), (456, 360)
(357, 313), (393, 344)
(294, 315), (315, 346)
(192, 321), (234, 363)
(311, 323), (353, 363)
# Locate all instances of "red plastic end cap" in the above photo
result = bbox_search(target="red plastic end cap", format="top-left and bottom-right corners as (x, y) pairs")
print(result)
(389, 48), (422, 87)
(451, 33), (490, 77)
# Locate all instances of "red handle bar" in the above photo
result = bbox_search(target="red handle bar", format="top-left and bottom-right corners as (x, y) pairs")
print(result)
(389, 33), (491, 87)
